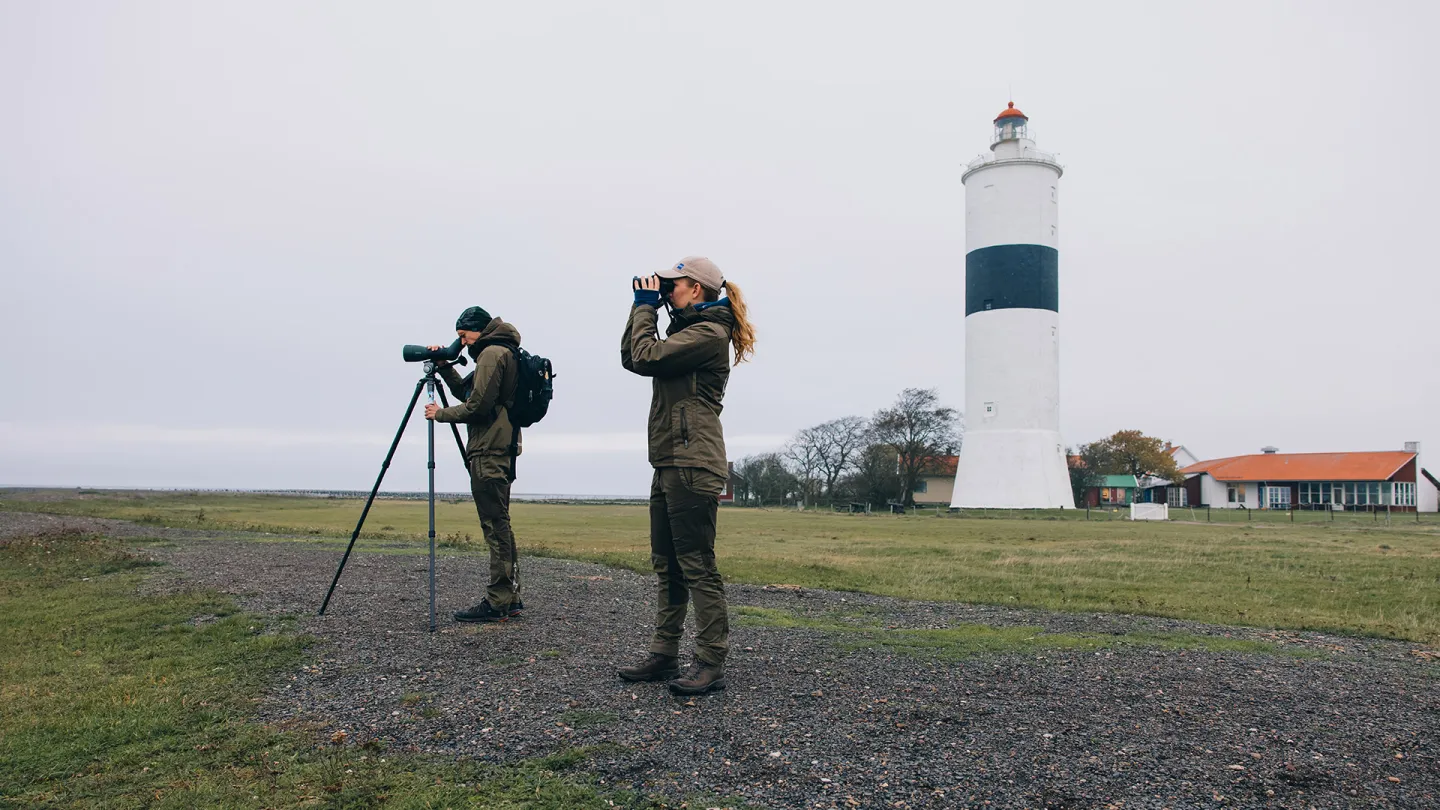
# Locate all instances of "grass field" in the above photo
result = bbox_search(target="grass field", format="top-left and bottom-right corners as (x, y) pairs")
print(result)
(0, 530), (686, 808)
(3, 489), (1439, 645)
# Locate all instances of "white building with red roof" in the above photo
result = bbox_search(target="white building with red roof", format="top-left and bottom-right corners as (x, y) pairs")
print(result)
(1176, 443), (1437, 512)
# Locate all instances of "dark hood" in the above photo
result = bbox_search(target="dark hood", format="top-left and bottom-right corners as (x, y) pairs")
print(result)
(467, 317), (522, 358)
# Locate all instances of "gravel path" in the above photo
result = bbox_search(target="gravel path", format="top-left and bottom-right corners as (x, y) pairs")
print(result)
(6, 512), (1437, 809)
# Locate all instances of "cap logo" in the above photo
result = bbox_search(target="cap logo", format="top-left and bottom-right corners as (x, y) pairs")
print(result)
(676, 263), (684, 270)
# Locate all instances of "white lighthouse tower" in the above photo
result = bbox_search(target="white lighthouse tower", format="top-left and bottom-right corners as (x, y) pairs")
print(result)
(951, 102), (1074, 509)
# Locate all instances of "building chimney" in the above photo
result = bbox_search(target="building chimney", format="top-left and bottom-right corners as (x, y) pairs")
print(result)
(1261, 446), (1279, 454)
(1404, 441), (1420, 454)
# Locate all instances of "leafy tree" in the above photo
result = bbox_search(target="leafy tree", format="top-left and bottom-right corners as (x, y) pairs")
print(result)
(1076, 430), (1181, 484)
(869, 389), (962, 507)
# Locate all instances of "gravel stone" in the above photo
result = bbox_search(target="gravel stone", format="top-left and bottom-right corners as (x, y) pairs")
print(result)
(6, 511), (1436, 809)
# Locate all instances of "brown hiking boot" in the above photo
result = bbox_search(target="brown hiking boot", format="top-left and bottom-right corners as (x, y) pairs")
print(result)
(667, 661), (726, 695)
(616, 653), (680, 683)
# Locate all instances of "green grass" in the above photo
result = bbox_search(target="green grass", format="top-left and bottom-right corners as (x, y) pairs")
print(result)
(557, 710), (619, 730)
(0, 529), (685, 809)
(4, 489), (1440, 645)
(732, 606), (1302, 659)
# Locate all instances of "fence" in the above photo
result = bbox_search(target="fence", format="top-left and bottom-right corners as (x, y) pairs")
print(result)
(814, 502), (1440, 526)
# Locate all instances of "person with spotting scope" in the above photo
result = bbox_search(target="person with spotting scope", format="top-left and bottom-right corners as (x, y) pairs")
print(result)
(616, 257), (756, 696)
(423, 305), (525, 623)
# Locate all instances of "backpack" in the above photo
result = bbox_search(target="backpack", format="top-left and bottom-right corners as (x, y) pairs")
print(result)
(457, 340), (555, 430)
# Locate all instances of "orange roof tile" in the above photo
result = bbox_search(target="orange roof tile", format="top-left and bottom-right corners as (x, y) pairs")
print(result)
(1180, 451), (1415, 482)
(912, 455), (959, 477)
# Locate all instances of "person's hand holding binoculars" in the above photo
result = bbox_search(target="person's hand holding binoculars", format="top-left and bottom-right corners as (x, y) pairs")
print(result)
(633, 275), (663, 308)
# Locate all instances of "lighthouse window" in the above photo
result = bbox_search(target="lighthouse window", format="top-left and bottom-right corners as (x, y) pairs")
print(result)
(983, 299), (993, 310)
(1051, 187), (1057, 201)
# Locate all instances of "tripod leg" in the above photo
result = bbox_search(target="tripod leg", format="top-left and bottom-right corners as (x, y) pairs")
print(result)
(428, 409), (437, 633)
(435, 387), (468, 463)
(319, 378), (426, 615)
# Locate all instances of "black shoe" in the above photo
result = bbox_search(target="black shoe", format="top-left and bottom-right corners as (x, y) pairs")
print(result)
(616, 653), (680, 682)
(508, 598), (525, 617)
(453, 600), (509, 623)
(667, 661), (727, 695)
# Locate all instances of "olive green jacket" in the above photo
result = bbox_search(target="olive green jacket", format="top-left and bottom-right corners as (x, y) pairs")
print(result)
(621, 302), (732, 479)
(434, 318), (522, 459)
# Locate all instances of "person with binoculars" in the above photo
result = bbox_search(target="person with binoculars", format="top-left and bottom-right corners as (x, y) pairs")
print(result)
(423, 306), (526, 623)
(617, 257), (756, 695)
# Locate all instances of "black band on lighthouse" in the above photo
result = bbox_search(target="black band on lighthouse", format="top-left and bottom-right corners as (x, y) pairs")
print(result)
(965, 244), (1059, 316)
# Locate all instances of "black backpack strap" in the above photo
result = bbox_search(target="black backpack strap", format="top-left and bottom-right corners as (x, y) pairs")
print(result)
(475, 338), (523, 482)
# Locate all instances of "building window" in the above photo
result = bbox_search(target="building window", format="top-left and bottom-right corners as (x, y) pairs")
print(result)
(1395, 482), (1416, 506)
(1167, 487), (1187, 507)
(1227, 483), (1245, 504)
(1300, 482), (1335, 506)
(913, 479), (929, 494)
(1266, 485), (1291, 510)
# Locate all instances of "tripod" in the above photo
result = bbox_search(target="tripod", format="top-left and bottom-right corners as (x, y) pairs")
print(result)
(318, 360), (468, 631)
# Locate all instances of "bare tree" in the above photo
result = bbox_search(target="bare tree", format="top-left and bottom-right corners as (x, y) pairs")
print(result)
(838, 441), (904, 507)
(810, 416), (869, 503)
(782, 430), (824, 508)
(734, 453), (798, 507)
(870, 388), (962, 507)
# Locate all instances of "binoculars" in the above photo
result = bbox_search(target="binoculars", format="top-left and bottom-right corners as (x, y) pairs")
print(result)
(634, 275), (677, 297)
(401, 338), (468, 365)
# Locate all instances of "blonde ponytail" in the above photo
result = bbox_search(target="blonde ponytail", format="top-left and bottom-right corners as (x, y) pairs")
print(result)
(721, 281), (755, 364)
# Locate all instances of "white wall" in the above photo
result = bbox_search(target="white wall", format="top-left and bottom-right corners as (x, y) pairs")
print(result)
(1200, 474), (1229, 508)
(1420, 472), (1439, 513)
(963, 154), (1060, 251)
(1171, 446), (1200, 469)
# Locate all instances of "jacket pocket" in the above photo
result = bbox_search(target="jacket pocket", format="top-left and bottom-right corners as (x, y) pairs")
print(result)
(679, 405), (690, 449)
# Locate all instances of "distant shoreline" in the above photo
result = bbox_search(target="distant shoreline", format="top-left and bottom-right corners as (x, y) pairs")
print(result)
(0, 486), (647, 503)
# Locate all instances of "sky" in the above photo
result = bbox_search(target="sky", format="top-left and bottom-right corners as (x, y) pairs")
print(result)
(3, 1), (1437, 497)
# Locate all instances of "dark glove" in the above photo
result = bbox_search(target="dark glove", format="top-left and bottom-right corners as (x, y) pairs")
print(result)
(633, 277), (661, 308)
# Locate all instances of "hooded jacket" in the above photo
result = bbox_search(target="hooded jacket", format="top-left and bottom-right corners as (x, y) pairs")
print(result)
(435, 318), (522, 458)
(621, 301), (732, 478)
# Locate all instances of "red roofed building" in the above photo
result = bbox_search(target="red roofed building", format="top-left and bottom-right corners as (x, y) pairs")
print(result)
(1178, 443), (1436, 512)
(912, 455), (959, 506)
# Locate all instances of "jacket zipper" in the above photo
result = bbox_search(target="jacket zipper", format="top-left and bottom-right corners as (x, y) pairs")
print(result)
(680, 406), (690, 449)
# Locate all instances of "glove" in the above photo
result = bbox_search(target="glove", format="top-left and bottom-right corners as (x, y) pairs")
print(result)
(633, 277), (662, 308)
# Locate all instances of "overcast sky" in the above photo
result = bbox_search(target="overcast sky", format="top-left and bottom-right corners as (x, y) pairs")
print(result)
(3, 1), (1437, 497)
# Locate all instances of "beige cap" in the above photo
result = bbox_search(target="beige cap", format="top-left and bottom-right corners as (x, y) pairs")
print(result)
(657, 256), (724, 292)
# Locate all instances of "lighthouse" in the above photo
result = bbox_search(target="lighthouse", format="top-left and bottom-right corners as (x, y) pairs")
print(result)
(951, 102), (1074, 509)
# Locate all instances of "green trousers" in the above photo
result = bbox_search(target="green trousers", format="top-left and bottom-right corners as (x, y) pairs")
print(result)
(648, 467), (729, 666)
(468, 454), (518, 609)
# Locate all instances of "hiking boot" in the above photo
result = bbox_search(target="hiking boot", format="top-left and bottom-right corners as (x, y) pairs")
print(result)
(667, 661), (726, 695)
(616, 653), (680, 683)
(453, 600), (509, 623)
(507, 598), (525, 617)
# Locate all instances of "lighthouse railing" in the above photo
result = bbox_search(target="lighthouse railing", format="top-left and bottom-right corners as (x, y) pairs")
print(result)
(966, 148), (1061, 171)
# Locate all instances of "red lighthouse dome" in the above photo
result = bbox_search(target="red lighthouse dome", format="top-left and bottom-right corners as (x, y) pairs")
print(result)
(994, 101), (1028, 122)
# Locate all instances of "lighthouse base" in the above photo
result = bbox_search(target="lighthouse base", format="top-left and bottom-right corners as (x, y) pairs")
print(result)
(950, 429), (1075, 509)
